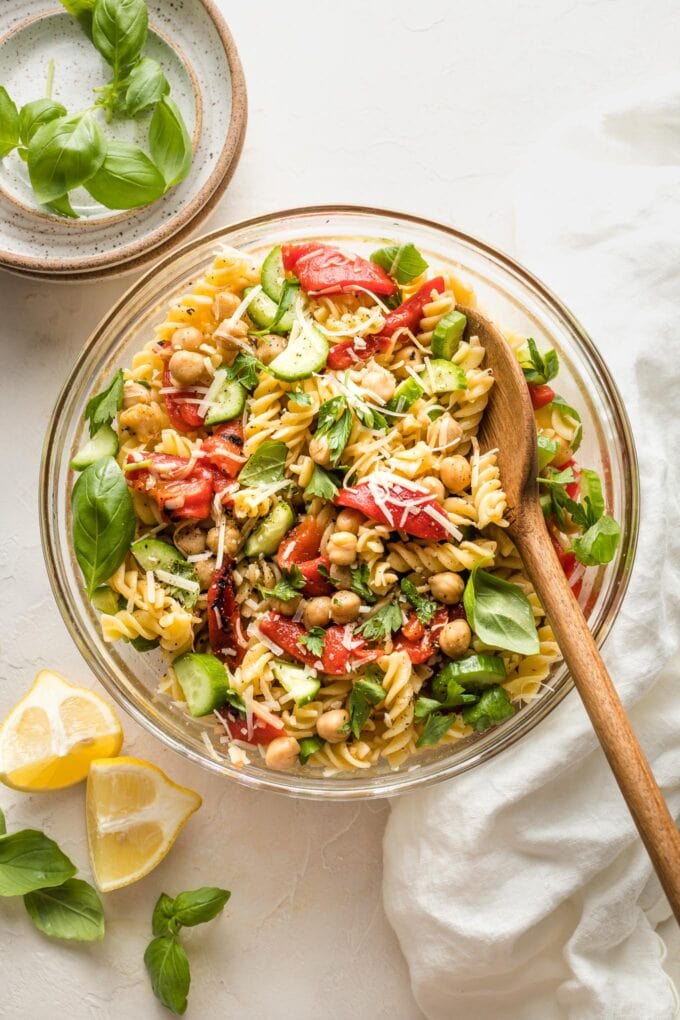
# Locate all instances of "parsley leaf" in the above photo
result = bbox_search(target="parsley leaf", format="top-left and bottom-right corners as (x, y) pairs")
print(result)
(225, 352), (261, 392)
(314, 396), (353, 467)
(416, 712), (452, 747)
(520, 338), (559, 386)
(370, 243), (428, 284)
(259, 565), (305, 602)
(299, 627), (326, 658)
(356, 602), (404, 642)
(538, 465), (616, 563)
(304, 464), (342, 500)
(400, 578), (436, 624)
(85, 369), (124, 437)
(349, 563), (378, 605)
(288, 389), (313, 406)
(346, 677), (385, 739)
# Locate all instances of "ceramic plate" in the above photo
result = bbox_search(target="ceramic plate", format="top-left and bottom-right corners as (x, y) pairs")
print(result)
(0, 1), (246, 277)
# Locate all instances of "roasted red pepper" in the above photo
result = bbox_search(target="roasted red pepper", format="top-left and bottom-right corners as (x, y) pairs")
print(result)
(528, 383), (556, 410)
(258, 613), (381, 675)
(162, 364), (205, 432)
(202, 420), (245, 479)
(281, 243), (396, 297)
(327, 276), (446, 370)
(207, 561), (247, 665)
(561, 458), (581, 501)
(549, 531), (577, 580)
(276, 517), (333, 596)
(125, 453), (215, 521)
(336, 477), (449, 541)
(218, 709), (283, 745)
(394, 607), (450, 664)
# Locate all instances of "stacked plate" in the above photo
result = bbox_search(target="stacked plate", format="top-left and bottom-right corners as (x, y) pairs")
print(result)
(0, 0), (247, 281)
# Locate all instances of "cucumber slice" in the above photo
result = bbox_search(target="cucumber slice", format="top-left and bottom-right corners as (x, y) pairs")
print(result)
(462, 685), (515, 732)
(204, 377), (247, 426)
(244, 286), (294, 335)
(419, 359), (467, 395)
(244, 502), (295, 557)
(173, 652), (230, 717)
(433, 654), (507, 693)
(91, 585), (123, 615)
(261, 245), (287, 302)
(271, 660), (320, 706)
(268, 322), (328, 382)
(70, 424), (119, 471)
(537, 435), (559, 471)
(130, 538), (199, 608)
(432, 310), (467, 359)
(385, 376), (424, 414)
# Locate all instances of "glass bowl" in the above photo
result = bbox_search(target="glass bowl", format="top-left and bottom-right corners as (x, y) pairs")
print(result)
(40, 206), (639, 800)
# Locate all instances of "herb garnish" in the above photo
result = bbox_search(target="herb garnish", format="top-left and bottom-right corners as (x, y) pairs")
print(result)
(520, 338), (559, 386)
(356, 602), (404, 642)
(370, 243), (428, 284)
(314, 396), (353, 467)
(304, 464), (342, 500)
(400, 578), (436, 624)
(259, 565), (305, 602)
(349, 563), (378, 605)
(299, 627), (326, 658)
(463, 567), (540, 655)
(345, 676), (386, 739)
(538, 466), (620, 565)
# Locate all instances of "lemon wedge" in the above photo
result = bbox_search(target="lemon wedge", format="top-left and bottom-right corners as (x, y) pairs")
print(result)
(0, 669), (123, 791)
(86, 757), (202, 892)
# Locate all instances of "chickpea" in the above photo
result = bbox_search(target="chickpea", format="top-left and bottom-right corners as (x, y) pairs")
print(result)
(429, 571), (465, 604)
(420, 475), (446, 501)
(438, 619), (472, 659)
(336, 508), (365, 534)
(122, 381), (150, 409)
(119, 403), (163, 444)
(361, 364), (396, 403)
(265, 736), (300, 770)
(169, 350), (210, 388)
(206, 525), (241, 556)
(194, 557), (216, 591)
(309, 435), (332, 467)
(393, 344), (423, 380)
(330, 590), (361, 625)
(552, 437), (573, 468)
(175, 525), (206, 557)
(171, 326), (205, 352)
(256, 333), (287, 365)
(303, 596), (332, 629)
(316, 709), (349, 744)
(440, 454), (472, 493)
(427, 415), (463, 451)
(271, 595), (302, 617)
(327, 531), (358, 566)
(213, 291), (241, 321)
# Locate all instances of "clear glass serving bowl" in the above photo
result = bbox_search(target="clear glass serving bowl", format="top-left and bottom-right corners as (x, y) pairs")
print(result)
(40, 206), (639, 800)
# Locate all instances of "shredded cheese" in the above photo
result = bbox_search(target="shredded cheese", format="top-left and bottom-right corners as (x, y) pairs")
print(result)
(155, 569), (200, 593)
(197, 367), (227, 419)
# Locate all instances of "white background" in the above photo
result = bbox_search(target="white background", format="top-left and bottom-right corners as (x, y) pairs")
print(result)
(2, 1), (680, 1017)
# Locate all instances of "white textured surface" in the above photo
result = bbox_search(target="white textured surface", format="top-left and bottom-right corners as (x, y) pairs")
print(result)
(1, 1), (679, 1017)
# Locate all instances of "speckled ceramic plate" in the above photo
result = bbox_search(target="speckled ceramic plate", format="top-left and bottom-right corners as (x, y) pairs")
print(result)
(0, 1), (246, 278)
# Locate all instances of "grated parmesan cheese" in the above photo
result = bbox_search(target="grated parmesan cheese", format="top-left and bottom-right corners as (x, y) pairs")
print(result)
(155, 569), (200, 593)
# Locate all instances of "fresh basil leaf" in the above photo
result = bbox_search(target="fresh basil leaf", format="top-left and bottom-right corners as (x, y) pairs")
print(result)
(464, 568), (539, 655)
(225, 352), (261, 392)
(259, 565), (305, 602)
(579, 468), (605, 524)
(400, 578), (436, 624)
(59, 0), (96, 37)
(171, 887), (230, 928)
(550, 395), (583, 453)
(572, 515), (620, 566)
(85, 141), (166, 210)
(462, 685), (515, 733)
(28, 113), (106, 205)
(314, 397), (352, 467)
(85, 369), (124, 436)
(370, 243), (428, 284)
(24, 878), (105, 942)
(356, 602), (404, 642)
(348, 563), (377, 605)
(0, 830), (76, 896)
(72, 456), (136, 597)
(414, 696), (444, 721)
(416, 712), (452, 748)
(0, 809), (6, 836)
(0, 87), (20, 159)
(299, 627), (325, 658)
(537, 466), (575, 489)
(144, 936), (190, 1016)
(152, 892), (178, 936)
(18, 99), (67, 148)
(238, 440), (287, 486)
(92, 0), (148, 73)
(304, 464), (341, 501)
(298, 735), (324, 764)
(149, 96), (192, 188)
(46, 193), (78, 218)
(250, 280), (299, 336)
(430, 670), (479, 708)
(125, 57), (169, 116)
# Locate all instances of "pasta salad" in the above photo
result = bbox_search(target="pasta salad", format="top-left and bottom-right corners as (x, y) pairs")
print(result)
(69, 239), (620, 775)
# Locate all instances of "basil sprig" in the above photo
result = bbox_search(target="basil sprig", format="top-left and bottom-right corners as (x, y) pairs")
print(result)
(85, 140), (166, 209)
(145, 887), (230, 1016)
(28, 113), (106, 205)
(464, 567), (540, 655)
(92, 0), (148, 83)
(539, 466), (620, 566)
(125, 57), (169, 116)
(71, 456), (136, 596)
(371, 243), (428, 284)
(149, 96), (192, 188)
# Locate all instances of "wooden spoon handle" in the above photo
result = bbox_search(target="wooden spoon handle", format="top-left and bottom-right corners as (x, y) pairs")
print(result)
(513, 518), (680, 923)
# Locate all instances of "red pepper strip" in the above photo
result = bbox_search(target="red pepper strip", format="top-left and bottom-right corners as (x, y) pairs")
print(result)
(562, 458), (581, 500)
(125, 453), (215, 521)
(571, 577), (584, 600)
(218, 709), (283, 746)
(394, 607), (450, 664)
(549, 532), (577, 580)
(281, 243), (396, 297)
(336, 479), (449, 541)
(162, 364), (205, 432)
(277, 518), (333, 596)
(327, 276), (445, 369)
(258, 613), (380, 675)
(529, 383), (556, 410)
(208, 562), (247, 665)
(202, 420), (245, 479)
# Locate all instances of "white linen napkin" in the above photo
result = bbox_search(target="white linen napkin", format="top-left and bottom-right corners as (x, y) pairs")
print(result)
(383, 77), (680, 1020)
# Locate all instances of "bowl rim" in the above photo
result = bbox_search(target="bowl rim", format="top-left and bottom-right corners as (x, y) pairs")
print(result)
(40, 203), (640, 800)
(0, 0), (247, 275)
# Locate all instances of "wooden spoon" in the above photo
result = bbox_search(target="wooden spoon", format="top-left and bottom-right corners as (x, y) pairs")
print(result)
(461, 305), (680, 922)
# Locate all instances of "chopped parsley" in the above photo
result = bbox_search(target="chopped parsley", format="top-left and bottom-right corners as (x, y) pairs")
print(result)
(538, 466), (620, 565)
(304, 464), (342, 500)
(298, 735), (324, 764)
(416, 712), (452, 748)
(349, 563), (378, 605)
(299, 627), (326, 658)
(288, 389), (313, 406)
(314, 396), (353, 467)
(259, 565), (305, 602)
(345, 676), (386, 739)
(224, 351), (262, 392)
(400, 578), (436, 624)
(356, 602), (404, 642)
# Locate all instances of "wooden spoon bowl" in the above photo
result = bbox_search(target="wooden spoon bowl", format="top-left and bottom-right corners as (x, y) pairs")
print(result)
(460, 305), (680, 922)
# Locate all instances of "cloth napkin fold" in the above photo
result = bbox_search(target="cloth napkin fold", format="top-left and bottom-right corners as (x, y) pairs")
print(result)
(383, 77), (680, 1020)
